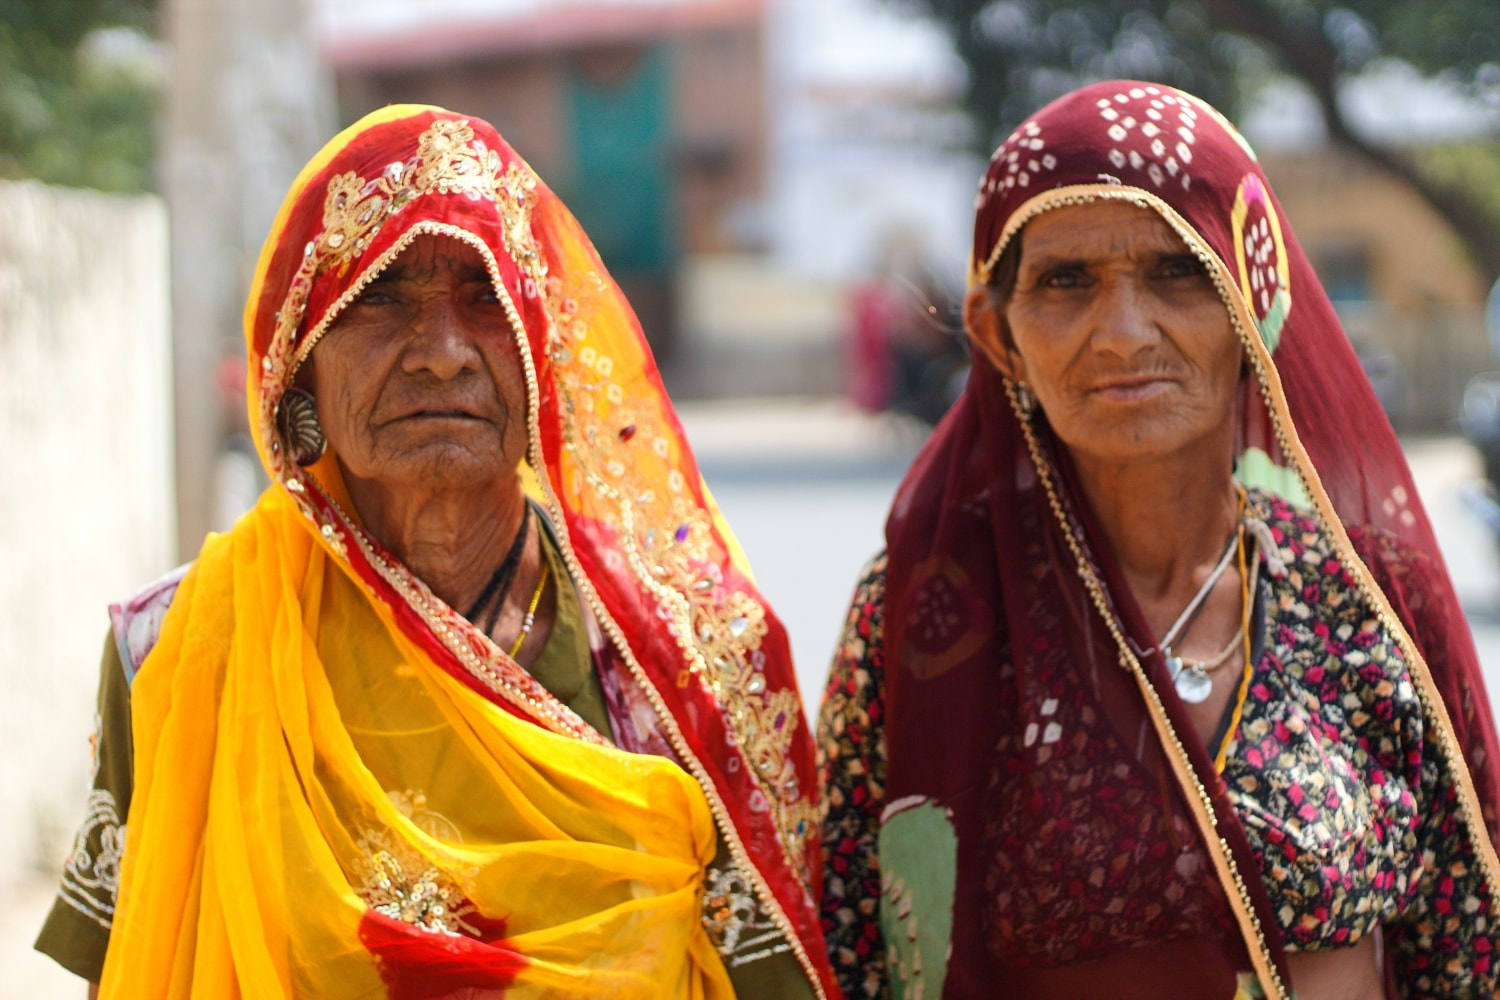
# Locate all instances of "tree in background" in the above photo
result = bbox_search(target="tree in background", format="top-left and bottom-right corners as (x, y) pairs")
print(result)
(896, 0), (1500, 282)
(0, 0), (163, 192)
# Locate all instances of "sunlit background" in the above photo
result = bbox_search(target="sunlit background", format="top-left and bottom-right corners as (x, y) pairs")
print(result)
(5, 0), (1500, 992)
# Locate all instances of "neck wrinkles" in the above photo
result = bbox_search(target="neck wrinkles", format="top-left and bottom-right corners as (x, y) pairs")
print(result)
(1069, 425), (1242, 606)
(343, 467), (531, 613)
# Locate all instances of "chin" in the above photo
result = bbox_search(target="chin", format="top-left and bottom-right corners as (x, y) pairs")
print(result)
(363, 441), (517, 492)
(1056, 413), (1223, 468)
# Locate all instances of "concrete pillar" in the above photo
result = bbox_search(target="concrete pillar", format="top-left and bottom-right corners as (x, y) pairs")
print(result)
(163, 0), (334, 559)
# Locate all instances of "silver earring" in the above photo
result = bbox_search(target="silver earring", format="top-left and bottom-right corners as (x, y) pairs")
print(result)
(1014, 380), (1036, 419)
(278, 387), (327, 465)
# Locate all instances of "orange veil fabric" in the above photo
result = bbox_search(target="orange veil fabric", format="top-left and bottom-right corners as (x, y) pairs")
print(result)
(100, 105), (833, 998)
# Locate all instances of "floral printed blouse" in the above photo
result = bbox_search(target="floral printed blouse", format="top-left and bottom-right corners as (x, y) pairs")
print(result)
(818, 490), (1499, 998)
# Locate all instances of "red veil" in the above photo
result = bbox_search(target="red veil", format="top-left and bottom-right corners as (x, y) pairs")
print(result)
(880, 81), (1500, 996)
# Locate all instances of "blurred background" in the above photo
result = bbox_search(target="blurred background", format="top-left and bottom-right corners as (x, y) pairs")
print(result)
(5, 0), (1500, 992)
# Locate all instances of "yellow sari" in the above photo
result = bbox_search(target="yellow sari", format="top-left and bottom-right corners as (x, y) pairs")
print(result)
(100, 106), (832, 998)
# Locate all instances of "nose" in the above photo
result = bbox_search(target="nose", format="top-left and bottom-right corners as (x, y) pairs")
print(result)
(401, 294), (480, 380)
(1088, 276), (1160, 357)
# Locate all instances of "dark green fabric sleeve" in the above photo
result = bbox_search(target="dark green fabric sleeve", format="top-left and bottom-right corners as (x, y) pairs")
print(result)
(34, 630), (134, 983)
(707, 822), (821, 1000)
(527, 526), (613, 741)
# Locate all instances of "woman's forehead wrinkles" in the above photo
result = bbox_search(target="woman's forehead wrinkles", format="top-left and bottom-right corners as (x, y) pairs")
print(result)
(377, 237), (489, 284)
(1021, 212), (1185, 270)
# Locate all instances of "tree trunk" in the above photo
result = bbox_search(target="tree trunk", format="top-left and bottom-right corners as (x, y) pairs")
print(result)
(1198, 0), (1500, 284)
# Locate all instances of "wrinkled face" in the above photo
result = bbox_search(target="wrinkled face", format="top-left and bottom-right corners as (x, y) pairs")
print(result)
(972, 200), (1243, 467)
(307, 234), (530, 495)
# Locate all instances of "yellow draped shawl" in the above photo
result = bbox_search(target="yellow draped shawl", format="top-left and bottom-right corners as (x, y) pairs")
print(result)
(101, 486), (734, 998)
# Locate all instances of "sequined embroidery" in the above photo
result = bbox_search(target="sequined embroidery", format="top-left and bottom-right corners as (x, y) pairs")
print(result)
(353, 827), (480, 938)
(543, 274), (815, 878)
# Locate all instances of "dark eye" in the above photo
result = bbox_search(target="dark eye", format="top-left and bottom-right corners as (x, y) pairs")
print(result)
(352, 282), (397, 307)
(1157, 255), (1206, 280)
(1041, 266), (1088, 290)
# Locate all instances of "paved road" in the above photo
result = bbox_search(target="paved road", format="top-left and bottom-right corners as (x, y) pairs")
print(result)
(11, 400), (1500, 996)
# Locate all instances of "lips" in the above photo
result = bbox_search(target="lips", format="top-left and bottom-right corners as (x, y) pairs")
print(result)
(1086, 372), (1176, 402)
(385, 402), (495, 422)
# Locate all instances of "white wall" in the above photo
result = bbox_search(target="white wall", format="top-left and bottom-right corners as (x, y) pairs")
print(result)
(0, 181), (174, 888)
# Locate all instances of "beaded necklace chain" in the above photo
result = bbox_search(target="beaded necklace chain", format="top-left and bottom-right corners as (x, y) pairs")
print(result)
(1157, 489), (1252, 704)
(465, 503), (532, 634)
(508, 561), (550, 659)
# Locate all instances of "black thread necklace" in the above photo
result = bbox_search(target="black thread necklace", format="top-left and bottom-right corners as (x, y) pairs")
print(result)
(464, 503), (531, 634)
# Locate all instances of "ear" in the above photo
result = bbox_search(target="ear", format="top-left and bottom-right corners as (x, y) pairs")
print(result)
(963, 285), (1025, 383)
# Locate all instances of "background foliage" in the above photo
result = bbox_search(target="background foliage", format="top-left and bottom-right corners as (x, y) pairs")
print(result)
(896, 0), (1500, 281)
(0, 0), (162, 192)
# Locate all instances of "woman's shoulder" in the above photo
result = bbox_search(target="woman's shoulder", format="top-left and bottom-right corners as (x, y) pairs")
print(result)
(1246, 486), (1436, 586)
(852, 551), (888, 603)
(109, 563), (193, 684)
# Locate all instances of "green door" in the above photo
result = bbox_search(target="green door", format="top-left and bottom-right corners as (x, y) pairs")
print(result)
(565, 45), (676, 277)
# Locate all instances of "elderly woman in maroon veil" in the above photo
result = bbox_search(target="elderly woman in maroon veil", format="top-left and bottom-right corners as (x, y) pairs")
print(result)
(817, 80), (1500, 999)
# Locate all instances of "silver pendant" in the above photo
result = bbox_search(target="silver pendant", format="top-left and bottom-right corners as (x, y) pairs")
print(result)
(1167, 655), (1213, 704)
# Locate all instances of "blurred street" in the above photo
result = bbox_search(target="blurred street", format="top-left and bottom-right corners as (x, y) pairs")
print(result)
(10, 400), (1500, 996)
(687, 400), (1500, 710)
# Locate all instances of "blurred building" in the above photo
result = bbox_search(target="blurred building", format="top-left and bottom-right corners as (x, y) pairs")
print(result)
(1260, 146), (1489, 429)
(314, 0), (981, 400)
(1244, 69), (1499, 431)
(320, 0), (771, 365)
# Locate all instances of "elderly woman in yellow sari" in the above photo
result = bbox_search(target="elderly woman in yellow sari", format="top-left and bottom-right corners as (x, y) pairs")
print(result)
(34, 106), (836, 999)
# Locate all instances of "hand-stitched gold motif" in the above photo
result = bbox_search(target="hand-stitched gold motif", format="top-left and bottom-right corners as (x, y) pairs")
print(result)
(318, 171), (387, 270)
(492, 162), (545, 292)
(309, 120), (538, 282)
(353, 827), (480, 938)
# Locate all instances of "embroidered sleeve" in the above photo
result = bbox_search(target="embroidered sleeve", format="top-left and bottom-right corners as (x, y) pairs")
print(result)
(1386, 725), (1500, 995)
(34, 631), (134, 982)
(1340, 525), (1500, 994)
(817, 554), (890, 1000)
(702, 853), (818, 999)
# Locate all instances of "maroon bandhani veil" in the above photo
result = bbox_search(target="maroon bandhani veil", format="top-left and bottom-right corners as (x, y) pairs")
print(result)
(879, 81), (1500, 997)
